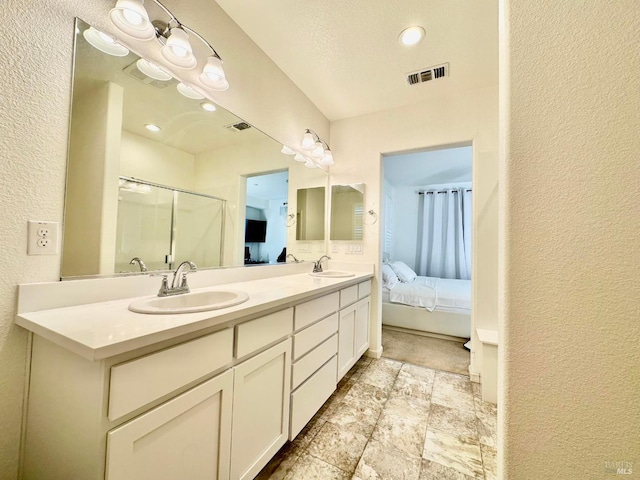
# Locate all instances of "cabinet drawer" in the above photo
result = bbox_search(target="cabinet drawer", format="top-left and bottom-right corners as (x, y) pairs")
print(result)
(294, 292), (339, 330)
(339, 285), (358, 309)
(358, 280), (371, 299)
(293, 313), (338, 360)
(109, 329), (233, 421)
(290, 356), (337, 440)
(236, 308), (293, 359)
(292, 334), (338, 390)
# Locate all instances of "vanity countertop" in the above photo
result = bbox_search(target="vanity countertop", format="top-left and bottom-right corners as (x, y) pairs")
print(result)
(16, 271), (373, 361)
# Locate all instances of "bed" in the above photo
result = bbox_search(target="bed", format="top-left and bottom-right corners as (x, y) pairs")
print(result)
(381, 262), (471, 340)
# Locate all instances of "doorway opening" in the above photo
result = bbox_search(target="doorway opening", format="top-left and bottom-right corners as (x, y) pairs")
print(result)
(244, 170), (288, 265)
(381, 144), (473, 375)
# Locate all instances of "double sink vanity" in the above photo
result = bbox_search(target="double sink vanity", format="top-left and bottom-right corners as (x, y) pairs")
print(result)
(16, 261), (373, 480)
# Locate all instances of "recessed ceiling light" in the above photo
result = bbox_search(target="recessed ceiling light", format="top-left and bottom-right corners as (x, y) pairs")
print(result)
(145, 124), (161, 132)
(399, 26), (425, 46)
(200, 102), (217, 112)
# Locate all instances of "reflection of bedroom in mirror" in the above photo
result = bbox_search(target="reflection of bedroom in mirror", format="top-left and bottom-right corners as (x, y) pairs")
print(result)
(244, 171), (288, 265)
(381, 144), (473, 375)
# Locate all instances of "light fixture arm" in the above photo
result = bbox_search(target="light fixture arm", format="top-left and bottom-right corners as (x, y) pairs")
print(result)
(148, 0), (223, 60)
(304, 129), (330, 150)
(182, 24), (223, 60)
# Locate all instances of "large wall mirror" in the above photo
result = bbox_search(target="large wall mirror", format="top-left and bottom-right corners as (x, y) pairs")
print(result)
(61, 19), (327, 278)
(330, 184), (365, 241)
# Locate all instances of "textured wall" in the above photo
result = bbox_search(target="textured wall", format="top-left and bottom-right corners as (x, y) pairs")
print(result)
(500, 1), (640, 478)
(0, 1), (327, 478)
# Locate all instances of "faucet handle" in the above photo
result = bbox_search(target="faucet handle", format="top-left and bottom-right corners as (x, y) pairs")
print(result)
(151, 274), (170, 297)
(179, 273), (191, 292)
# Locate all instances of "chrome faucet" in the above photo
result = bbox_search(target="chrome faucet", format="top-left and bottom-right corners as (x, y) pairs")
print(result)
(312, 255), (331, 273)
(286, 253), (300, 263)
(129, 257), (147, 272)
(157, 261), (197, 297)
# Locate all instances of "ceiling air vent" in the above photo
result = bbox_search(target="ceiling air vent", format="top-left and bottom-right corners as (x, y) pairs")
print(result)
(225, 122), (252, 132)
(406, 63), (449, 86)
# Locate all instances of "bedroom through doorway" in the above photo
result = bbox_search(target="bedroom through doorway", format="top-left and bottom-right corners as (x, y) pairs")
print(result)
(381, 144), (473, 375)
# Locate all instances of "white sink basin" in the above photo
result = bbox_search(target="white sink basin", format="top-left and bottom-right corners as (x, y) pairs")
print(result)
(129, 290), (250, 314)
(309, 270), (355, 278)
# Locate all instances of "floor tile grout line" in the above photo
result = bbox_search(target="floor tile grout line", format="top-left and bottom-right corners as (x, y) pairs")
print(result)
(348, 358), (407, 478)
(417, 367), (436, 478)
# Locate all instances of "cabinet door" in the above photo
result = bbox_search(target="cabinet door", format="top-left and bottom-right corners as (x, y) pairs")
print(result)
(231, 339), (291, 480)
(106, 369), (233, 480)
(338, 305), (356, 380)
(355, 297), (370, 357)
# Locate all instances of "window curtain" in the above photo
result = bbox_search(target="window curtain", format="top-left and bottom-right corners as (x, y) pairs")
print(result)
(416, 188), (472, 280)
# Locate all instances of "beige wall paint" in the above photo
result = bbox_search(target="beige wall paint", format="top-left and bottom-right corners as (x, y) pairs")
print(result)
(499, 1), (640, 478)
(330, 81), (499, 362)
(0, 0), (328, 478)
(62, 81), (123, 277)
(120, 131), (196, 191)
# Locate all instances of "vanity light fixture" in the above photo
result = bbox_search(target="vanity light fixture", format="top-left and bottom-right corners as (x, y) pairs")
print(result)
(177, 82), (205, 99)
(399, 26), (425, 46)
(301, 129), (334, 166)
(83, 26), (130, 56)
(110, 0), (156, 40)
(161, 27), (196, 69)
(281, 129), (335, 167)
(136, 58), (172, 81)
(109, 0), (229, 90)
(301, 130), (315, 150)
(200, 102), (217, 112)
(145, 123), (161, 132)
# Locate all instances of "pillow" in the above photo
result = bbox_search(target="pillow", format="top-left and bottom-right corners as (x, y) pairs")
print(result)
(389, 261), (417, 283)
(381, 264), (399, 289)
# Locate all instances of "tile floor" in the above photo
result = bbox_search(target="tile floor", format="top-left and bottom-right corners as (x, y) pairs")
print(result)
(256, 356), (497, 480)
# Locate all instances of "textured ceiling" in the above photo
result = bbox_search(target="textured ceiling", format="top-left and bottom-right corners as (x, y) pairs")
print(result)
(216, 0), (498, 121)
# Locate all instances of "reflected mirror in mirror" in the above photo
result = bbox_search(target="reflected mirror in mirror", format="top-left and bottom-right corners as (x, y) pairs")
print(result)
(296, 187), (326, 241)
(330, 184), (365, 241)
(61, 19), (327, 278)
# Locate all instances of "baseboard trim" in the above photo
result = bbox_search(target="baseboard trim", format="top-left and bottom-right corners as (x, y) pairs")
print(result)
(366, 346), (383, 359)
(382, 325), (466, 343)
(469, 366), (480, 383)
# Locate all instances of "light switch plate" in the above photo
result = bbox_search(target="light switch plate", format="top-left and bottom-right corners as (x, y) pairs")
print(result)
(27, 221), (59, 255)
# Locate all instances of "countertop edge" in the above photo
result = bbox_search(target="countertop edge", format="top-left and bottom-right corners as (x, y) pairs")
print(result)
(17, 272), (374, 361)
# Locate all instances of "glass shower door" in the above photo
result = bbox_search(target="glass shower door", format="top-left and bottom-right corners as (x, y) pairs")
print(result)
(173, 191), (224, 269)
(115, 182), (173, 273)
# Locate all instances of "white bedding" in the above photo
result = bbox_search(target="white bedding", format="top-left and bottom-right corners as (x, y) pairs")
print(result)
(383, 276), (471, 314)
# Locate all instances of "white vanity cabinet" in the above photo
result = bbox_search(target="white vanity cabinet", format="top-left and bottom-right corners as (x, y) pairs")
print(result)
(106, 369), (233, 480)
(231, 308), (293, 480)
(338, 280), (372, 380)
(22, 329), (236, 480)
(19, 274), (373, 480)
(289, 292), (340, 440)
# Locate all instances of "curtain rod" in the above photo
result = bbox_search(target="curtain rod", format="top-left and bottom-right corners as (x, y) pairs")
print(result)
(417, 189), (472, 194)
